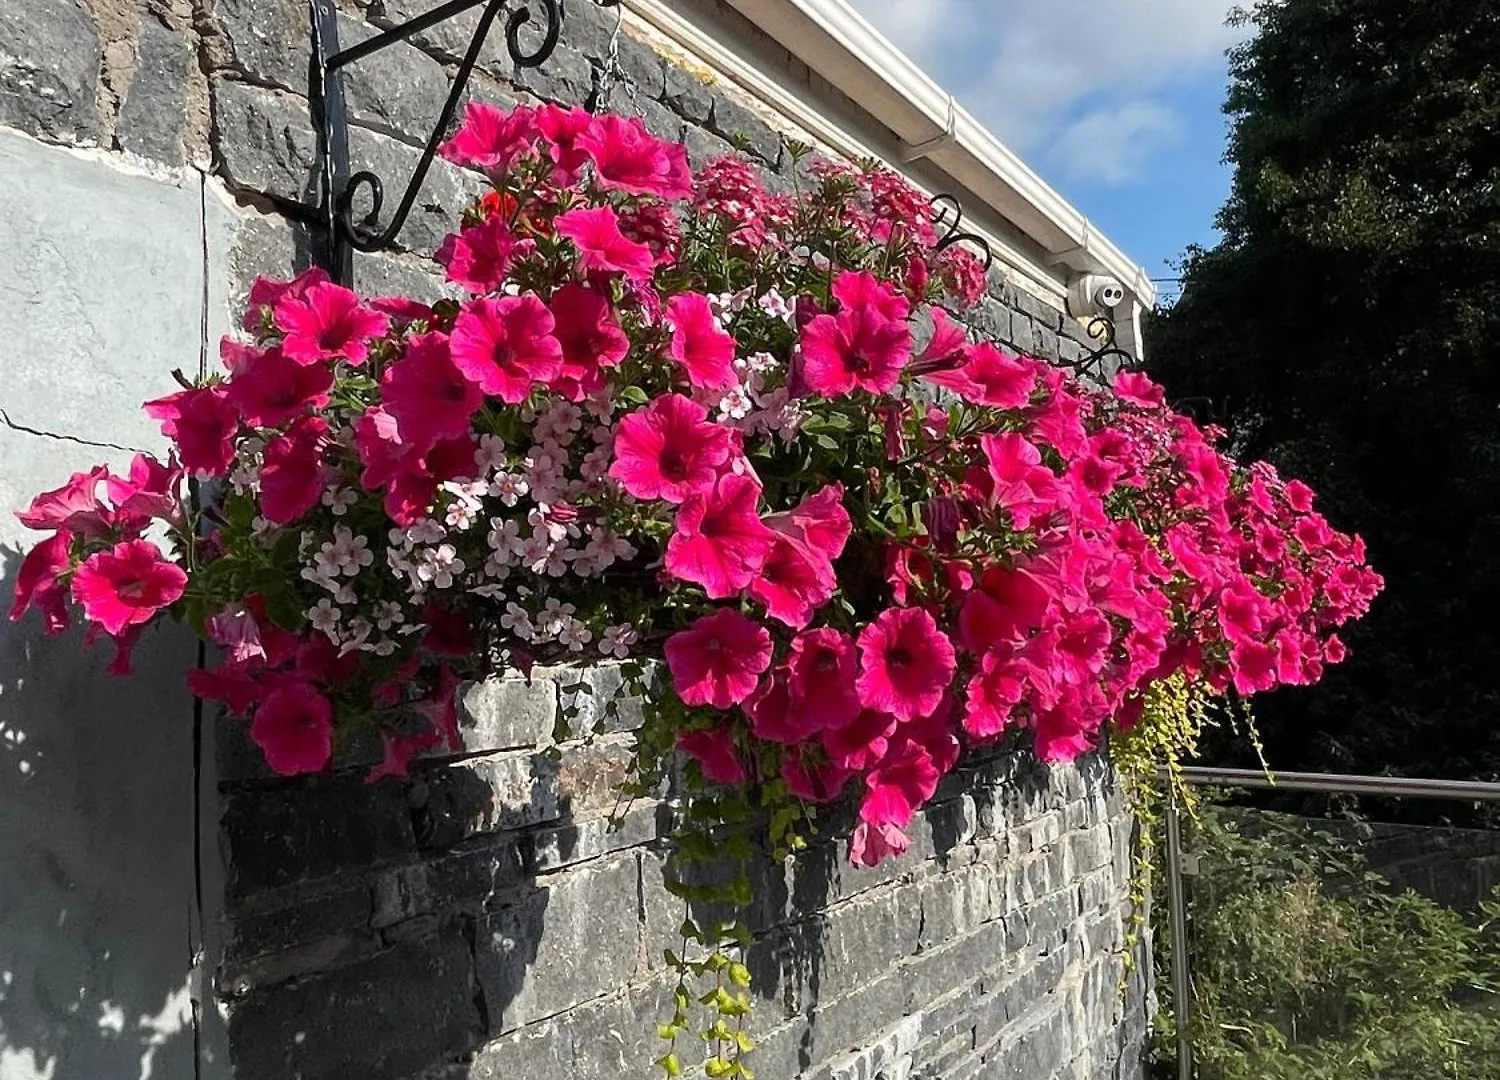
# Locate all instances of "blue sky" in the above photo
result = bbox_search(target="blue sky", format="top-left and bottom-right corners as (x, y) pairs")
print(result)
(847, 0), (1250, 303)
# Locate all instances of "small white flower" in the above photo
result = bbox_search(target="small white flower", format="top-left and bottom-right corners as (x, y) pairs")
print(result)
(374, 601), (405, 631)
(370, 638), (398, 657)
(474, 433), (508, 474)
(516, 531), (553, 574)
(307, 598), (341, 636)
(487, 517), (523, 558)
(445, 500), (479, 532)
(408, 518), (447, 545)
(321, 487), (358, 516)
(558, 618), (593, 652)
(483, 554), (512, 580)
(533, 401), (582, 447)
(717, 386), (754, 422)
(331, 582), (357, 605)
(338, 616), (373, 656)
(415, 544), (465, 589)
(599, 623), (638, 659)
(490, 471), (530, 507)
(744, 350), (779, 374)
(500, 602), (534, 641)
(469, 583), (508, 599)
(536, 598), (576, 637)
(758, 288), (794, 323)
(229, 461), (260, 495)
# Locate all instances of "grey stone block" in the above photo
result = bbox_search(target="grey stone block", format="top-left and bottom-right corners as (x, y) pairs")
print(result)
(118, 14), (194, 164)
(515, 42), (596, 108)
(612, 32), (666, 100)
(632, 92), (684, 142)
(965, 295), (1012, 342)
(459, 674), (561, 752)
(526, 801), (660, 873)
(474, 854), (640, 1031)
(1009, 313), (1038, 354)
(225, 928), (481, 1080)
(682, 121), (735, 170)
(221, 874), (376, 966)
(336, 13), (452, 147)
(415, 751), (563, 847)
(221, 776), (417, 896)
(709, 90), (783, 166)
(372, 0), (508, 69)
(352, 248), (454, 302)
(207, 0), (310, 93)
(1035, 324), (1061, 363)
(0, 0), (100, 143)
(663, 62), (713, 124)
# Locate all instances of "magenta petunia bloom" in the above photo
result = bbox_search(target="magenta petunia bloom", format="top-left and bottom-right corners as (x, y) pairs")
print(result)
(799, 304), (911, 398)
(259, 416), (328, 525)
(832, 270), (910, 322)
(274, 282), (389, 367)
(860, 737), (941, 828)
(748, 534), (834, 629)
(1114, 370), (1166, 409)
(743, 673), (804, 744)
(963, 654), (1026, 738)
(16, 465), (111, 538)
(665, 292), (737, 390)
(675, 726), (747, 786)
(224, 344), (334, 429)
(144, 385), (239, 477)
(609, 393), (732, 503)
(927, 342), (1036, 409)
(250, 682), (334, 776)
(9, 531), (73, 634)
(243, 266), (329, 332)
(70, 538), (187, 637)
(665, 473), (776, 598)
(786, 627), (860, 732)
(855, 607), (956, 722)
(535, 103), (595, 182)
(554, 205), (657, 282)
(781, 750), (851, 804)
(980, 432), (1064, 531)
(576, 113), (693, 199)
(548, 283), (630, 400)
(439, 101), (538, 171)
(665, 607), (773, 709)
(848, 820), (910, 868)
(436, 216), (533, 295)
(450, 295), (564, 403)
(381, 332), (484, 452)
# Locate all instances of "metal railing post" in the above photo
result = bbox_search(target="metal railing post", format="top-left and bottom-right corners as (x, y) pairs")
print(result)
(1164, 788), (1193, 1080)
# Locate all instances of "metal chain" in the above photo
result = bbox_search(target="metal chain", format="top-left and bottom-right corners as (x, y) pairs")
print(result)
(593, 1), (636, 113)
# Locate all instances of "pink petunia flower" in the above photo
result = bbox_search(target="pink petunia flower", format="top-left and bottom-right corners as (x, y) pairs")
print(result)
(963, 654), (1026, 738)
(258, 416), (328, 525)
(744, 673), (809, 744)
(436, 215), (533, 294)
(860, 737), (941, 827)
(1114, 370), (1166, 409)
(664, 473), (776, 598)
(440, 102), (538, 171)
(243, 266), (330, 332)
(763, 483), (853, 561)
(785, 627), (860, 732)
(381, 332), (484, 452)
(926, 342), (1036, 409)
(665, 292), (738, 390)
(70, 538), (186, 637)
(16, 465), (112, 538)
(781, 750), (851, 804)
(554, 206), (657, 282)
(665, 607), (773, 709)
(749, 534), (836, 629)
(822, 707), (898, 771)
(980, 432), (1064, 531)
(676, 726), (747, 786)
(548, 283), (630, 400)
(848, 820), (910, 868)
(250, 682), (334, 776)
(274, 282), (389, 367)
(855, 607), (956, 722)
(8, 531), (73, 634)
(224, 343), (334, 428)
(143, 386), (239, 477)
(450, 295), (564, 403)
(535, 103), (595, 182)
(609, 394), (732, 503)
(577, 113), (693, 199)
(799, 304), (911, 397)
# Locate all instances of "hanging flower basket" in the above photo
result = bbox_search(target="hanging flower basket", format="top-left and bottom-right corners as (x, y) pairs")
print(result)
(8, 102), (1381, 1076)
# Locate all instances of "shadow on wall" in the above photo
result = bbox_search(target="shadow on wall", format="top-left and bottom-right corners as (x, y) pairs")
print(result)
(0, 551), (202, 1080)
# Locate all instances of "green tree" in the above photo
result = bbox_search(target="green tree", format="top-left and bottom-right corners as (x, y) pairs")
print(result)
(1146, 0), (1500, 784)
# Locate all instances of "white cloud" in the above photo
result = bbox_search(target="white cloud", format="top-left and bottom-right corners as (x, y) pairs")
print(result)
(847, 0), (1246, 184)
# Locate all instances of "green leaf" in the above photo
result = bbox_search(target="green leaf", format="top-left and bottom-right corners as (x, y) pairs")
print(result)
(658, 1051), (682, 1077)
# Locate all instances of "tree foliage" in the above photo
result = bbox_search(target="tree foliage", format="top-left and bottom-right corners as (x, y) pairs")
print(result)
(1146, 0), (1500, 782)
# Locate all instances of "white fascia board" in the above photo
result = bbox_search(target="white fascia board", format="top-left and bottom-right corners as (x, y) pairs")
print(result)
(630, 0), (1156, 309)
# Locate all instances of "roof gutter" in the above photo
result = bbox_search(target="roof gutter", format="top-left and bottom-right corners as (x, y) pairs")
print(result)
(627, 0), (1155, 309)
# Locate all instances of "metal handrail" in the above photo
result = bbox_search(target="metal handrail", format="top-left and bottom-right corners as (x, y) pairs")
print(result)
(1157, 765), (1500, 1079)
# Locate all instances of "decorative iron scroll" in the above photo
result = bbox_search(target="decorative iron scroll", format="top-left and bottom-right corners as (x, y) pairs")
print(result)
(1066, 314), (1141, 381)
(929, 193), (994, 274)
(310, 0), (617, 283)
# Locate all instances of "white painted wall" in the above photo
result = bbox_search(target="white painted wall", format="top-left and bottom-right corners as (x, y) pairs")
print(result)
(0, 131), (235, 1080)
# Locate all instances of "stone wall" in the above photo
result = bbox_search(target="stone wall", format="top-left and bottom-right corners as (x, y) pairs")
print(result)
(0, 2), (1145, 1078)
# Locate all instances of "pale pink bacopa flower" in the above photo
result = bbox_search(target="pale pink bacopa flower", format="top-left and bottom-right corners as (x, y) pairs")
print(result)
(450, 294), (564, 403)
(665, 607), (772, 709)
(665, 292), (738, 391)
(675, 725), (747, 786)
(665, 473), (776, 598)
(224, 343), (334, 429)
(554, 206), (657, 282)
(70, 538), (187, 637)
(439, 101), (539, 171)
(274, 282), (389, 367)
(436, 216), (533, 295)
(576, 113), (693, 200)
(250, 682), (334, 776)
(608, 393), (732, 503)
(855, 607), (956, 722)
(380, 332), (484, 452)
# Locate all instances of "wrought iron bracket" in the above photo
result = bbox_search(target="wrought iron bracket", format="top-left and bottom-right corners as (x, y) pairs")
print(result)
(310, 0), (617, 284)
(1068, 313), (1140, 381)
(929, 193), (994, 274)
